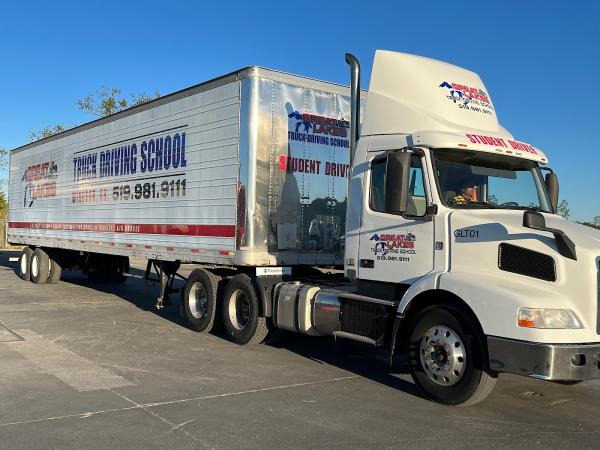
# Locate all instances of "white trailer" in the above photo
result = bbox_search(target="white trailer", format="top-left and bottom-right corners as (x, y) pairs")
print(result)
(9, 68), (355, 267)
(9, 51), (600, 405)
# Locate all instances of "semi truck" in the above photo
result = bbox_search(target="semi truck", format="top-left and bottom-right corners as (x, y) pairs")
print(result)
(8, 50), (600, 406)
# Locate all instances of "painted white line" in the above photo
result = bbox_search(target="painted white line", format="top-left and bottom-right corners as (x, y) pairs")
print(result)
(0, 375), (358, 428)
(143, 375), (359, 408)
(8, 329), (133, 392)
(109, 389), (211, 448)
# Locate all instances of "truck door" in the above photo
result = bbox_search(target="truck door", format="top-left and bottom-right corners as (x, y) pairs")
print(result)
(357, 150), (434, 283)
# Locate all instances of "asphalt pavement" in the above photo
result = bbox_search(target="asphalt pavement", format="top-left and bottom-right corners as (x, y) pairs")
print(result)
(0, 249), (599, 449)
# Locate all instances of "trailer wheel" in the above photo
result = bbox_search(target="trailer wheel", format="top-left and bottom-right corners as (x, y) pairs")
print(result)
(408, 305), (497, 406)
(181, 268), (219, 332)
(47, 254), (62, 284)
(30, 248), (50, 284)
(222, 274), (268, 345)
(89, 255), (129, 283)
(17, 247), (33, 281)
(107, 256), (129, 283)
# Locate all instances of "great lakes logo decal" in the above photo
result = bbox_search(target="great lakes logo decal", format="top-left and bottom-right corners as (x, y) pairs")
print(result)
(22, 161), (58, 207)
(287, 109), (350, 147)
(280, 107), (351, 179)
(369, 232), (416, 262)
(439, 81), (495, 116)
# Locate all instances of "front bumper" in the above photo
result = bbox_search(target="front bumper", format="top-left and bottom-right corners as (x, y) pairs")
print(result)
(487, 336), (600, 380)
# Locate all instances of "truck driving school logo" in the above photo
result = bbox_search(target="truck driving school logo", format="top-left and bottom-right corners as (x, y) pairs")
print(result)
(439, 81), (494, 115)
(287, 109), (350, 148)
(369, 232), (416, 257)
(22, 161), (58, 207)
(281, 107), (351, 179)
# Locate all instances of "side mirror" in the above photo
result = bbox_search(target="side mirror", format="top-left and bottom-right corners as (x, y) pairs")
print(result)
(545, 172), (559, 213)
(384, 151), (411, 213)
(523, 210), (577, 260)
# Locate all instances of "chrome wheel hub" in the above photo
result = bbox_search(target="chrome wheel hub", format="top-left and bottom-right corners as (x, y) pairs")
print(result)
(31, 254), (39, 278)
(20, 254), (28, 274)
(188, 282), (207, 319)
(419, 325), (466, 386)
(228, 289), (250, 331)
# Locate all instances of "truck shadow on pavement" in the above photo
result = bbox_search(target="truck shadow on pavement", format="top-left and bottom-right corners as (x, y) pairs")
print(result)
(0, 250), (424, 401)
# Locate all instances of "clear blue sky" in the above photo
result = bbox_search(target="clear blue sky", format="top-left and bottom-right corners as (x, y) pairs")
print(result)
(1, 0), (598, 221)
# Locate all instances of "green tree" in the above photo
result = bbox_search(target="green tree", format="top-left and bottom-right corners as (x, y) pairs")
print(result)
(28, 87), (161, 142)
(78, 86), (160, 117)
(0, 191), (7, 218)
(30, 124), (70, 142)
(0, 146), (7, 194)
(488, 194), (499, 205)
(0, 146), (7, 171)
(557, 199), (570, 220)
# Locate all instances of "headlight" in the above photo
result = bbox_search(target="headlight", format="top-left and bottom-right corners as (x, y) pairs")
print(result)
(517, 308), (583, 329)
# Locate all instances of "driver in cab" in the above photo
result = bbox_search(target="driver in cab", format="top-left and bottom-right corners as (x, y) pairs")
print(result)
(451, 181), (478, 204)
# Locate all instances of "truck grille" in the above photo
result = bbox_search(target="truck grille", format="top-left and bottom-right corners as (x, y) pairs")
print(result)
(498, 243), (556, 282)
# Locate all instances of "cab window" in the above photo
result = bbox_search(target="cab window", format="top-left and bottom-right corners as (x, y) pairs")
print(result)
(370, 154), (427, 216)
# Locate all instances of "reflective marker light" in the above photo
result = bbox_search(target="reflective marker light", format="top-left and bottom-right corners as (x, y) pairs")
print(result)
(517, 308), (582, 329)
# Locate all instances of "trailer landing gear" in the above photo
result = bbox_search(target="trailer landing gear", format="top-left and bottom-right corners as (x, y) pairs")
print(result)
(145, 260), (185, 310)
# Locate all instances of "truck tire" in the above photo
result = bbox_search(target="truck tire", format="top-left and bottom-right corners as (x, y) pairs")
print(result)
(46, 254), (62, 284)
(222, 274), (269, 345)
(408, 305), (497, 406)
(181, 268), (219, 332)
(30, 248), (50, 284)
(17, 247), (33, 281)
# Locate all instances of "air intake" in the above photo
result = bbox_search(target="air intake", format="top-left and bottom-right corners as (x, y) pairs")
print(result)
(498, 243), (556, 282)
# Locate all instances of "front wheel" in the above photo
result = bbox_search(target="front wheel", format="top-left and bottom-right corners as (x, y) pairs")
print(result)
(408, 305), (497, 406)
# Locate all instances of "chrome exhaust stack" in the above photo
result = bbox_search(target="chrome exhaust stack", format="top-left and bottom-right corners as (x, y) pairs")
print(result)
(345, 53), (361, 168)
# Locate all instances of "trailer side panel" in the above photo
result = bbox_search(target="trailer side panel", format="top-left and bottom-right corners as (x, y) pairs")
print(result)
(8, 82), (241, 263)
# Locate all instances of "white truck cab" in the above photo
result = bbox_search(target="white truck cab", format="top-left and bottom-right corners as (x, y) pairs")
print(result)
(333, 50), (600, 404)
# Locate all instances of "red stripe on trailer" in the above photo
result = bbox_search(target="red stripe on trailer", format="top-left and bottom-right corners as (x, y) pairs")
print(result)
(219, 250), (230, 256)
(145, 245), (152, 249)
(166, 247), (174, 251)
(7, 221), (236, 238)
(191, 249), (200, 253)
(126, 244), (133, 248)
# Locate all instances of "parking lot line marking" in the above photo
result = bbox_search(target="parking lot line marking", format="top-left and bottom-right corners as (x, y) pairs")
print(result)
(0, 375), (359, 429)
(7, 329), (133, 391)
(141, 375), (360, 408)
(109, 389), (211, 448)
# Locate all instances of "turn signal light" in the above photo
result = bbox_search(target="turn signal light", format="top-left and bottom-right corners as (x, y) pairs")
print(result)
(517, 319), (536, 328)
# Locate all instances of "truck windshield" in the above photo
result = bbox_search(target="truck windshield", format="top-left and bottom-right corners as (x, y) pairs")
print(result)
(434, 148), (552, 212)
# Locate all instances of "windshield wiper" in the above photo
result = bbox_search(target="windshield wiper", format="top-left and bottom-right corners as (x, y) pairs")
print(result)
(449, 200), (499, 209)
(501, 205), (545, 212)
